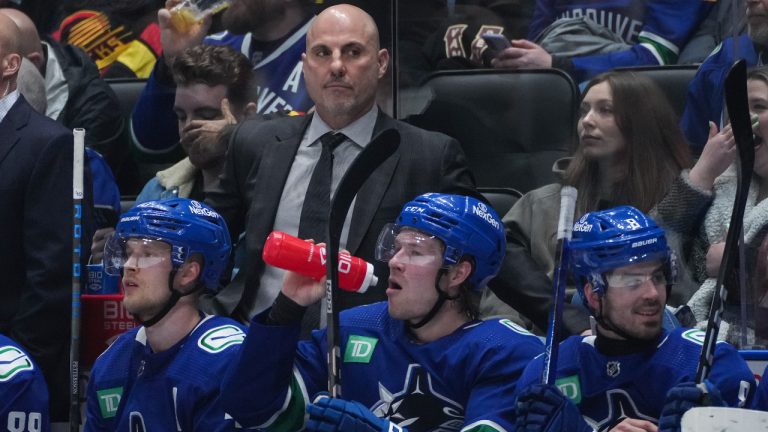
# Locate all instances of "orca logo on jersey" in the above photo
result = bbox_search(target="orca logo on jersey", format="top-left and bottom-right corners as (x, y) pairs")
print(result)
(0, 346), (33, 382)
(584, 389), (657, 430)
(371, 364), (464, 431)
(198, 325), (245, 353)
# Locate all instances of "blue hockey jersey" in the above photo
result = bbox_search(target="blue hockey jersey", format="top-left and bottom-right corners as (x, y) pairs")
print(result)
(680, 34), (760, 151)
(0, 334), (49, 432)
(528, 0), (711, 82)
(84, 315), (246, 431)
(517, 328), (755, 430)
(750, 364), (768, 411)
(131, 17), (314, 158)
(221, 302), (545, 432)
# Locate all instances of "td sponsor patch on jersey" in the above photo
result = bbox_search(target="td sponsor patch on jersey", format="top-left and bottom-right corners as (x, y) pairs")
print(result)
(556, 375), (582, 404)
(97, 386), (123, 418)
(0, 346), (34, 382)
(344, 335), (378, 363)
(198, 325), (245, 353)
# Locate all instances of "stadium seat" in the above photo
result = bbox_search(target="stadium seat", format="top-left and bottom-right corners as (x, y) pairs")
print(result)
(479, 187), (523, 216)
(613, 65), (698, 118)
(401, 69), (578, 193)
(107, 78), (148, 197)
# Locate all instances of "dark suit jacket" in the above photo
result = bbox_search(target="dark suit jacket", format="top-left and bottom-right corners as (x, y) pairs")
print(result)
(0, 95), (92, 421)
(205, 110), (478, 320)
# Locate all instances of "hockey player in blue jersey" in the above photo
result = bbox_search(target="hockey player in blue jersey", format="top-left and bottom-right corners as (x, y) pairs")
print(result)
(0, 333), (49, 432)
(84, 198), (246, 431)
(220, 193), (545, 431)
(491, 0), (711, 83)
(514, 206), (755, 432)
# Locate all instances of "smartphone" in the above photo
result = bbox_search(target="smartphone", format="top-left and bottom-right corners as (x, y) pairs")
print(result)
(482, 33), (511, 52)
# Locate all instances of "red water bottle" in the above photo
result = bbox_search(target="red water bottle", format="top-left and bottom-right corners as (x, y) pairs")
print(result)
(262, 231), (378, 293)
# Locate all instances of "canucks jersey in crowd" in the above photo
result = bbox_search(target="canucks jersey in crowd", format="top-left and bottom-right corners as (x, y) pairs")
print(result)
(0, 334), (49, 432)
(84, 315), (246, 431)
(130, 17), (314, 161)
(516, 328), (755, 430)
(528, 0), (711, 82)
(680, 34), (760, 151)
(221, 302), (544, 432)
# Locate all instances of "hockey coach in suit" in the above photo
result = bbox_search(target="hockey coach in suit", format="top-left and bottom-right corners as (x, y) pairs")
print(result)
(205, 3), (479, 327)
(0, 12), (92, 422)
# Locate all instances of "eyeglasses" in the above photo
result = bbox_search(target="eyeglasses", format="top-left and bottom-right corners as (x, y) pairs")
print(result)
(605, 271), (667, 290)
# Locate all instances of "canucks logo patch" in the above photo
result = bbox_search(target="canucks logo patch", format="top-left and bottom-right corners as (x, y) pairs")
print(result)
(0, 346), (34, 382)
(498, 319), (534, 336)
(344, 335), (378, 363)
(198, 325), (245, 353)
(681, 329), (705, 345)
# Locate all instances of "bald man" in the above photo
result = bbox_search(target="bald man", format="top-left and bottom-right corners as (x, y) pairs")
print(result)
(0, 11), (92, 424)
(204, 3), (478, 330)
(0, 8), (124, 174)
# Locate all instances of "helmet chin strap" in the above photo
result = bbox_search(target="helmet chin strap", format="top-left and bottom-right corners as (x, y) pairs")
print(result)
(593, 297), (657, 343)
(407, 268), (460, 330)
(139, 269), (203, 328)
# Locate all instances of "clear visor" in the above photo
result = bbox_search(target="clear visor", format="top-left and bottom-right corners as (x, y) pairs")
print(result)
(605, 269), (667, 291)
(375, 224), (444, 267)
(104, 235), (171, 276)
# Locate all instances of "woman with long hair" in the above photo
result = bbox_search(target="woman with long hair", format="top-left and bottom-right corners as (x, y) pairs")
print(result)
(485, 70), (731, 336)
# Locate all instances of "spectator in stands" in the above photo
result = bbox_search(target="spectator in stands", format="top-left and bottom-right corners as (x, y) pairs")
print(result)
(489, 0), (712, 83)
(90, 45), (255, 262)
(681, 0), (763, 151)
(130, 0), (315, 163)
(487, 71), (731, 337)
(0, 8), (126, 173)
(0, 12), (93, 422)
(204, 4), (478, 331)
(85, 198), (245, 430)
(55, 0), (163, 79)
(686, 67), (768, 344)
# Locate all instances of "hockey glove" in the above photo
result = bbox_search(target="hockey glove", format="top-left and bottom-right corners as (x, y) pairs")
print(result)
(306, 393), (407, 432)
(515, 384), (592, 432)
(658, 380), (724, 432)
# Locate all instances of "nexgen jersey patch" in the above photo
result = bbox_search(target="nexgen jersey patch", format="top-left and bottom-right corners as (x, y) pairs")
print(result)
(0, 345), (34, 382)
(197, 325), (245, 353)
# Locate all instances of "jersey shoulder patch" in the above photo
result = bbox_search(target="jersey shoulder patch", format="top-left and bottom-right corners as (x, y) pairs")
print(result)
(0, 345), (34, 382)
(496, 318), (536, 337)
(197, 324), (246, 354)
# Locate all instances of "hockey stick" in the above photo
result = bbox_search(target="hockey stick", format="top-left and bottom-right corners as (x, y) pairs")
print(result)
(326, 128), (400, 397)
(70, 128), (85, 431)
(695, 60), (755, 384)
(541, 186), (577, 385)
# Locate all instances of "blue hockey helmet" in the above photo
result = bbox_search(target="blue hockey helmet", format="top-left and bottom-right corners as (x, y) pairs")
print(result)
(570, 206), (675, 302)
(376, 193), (506, 289)
(104, 198), (231, 292)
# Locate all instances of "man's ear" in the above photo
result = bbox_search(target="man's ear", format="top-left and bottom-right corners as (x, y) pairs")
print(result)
(583, 281), (600, 311)
(176, 259), (202, 291)
(2, 53), (21, 79)
(445, 260), (472, 293)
